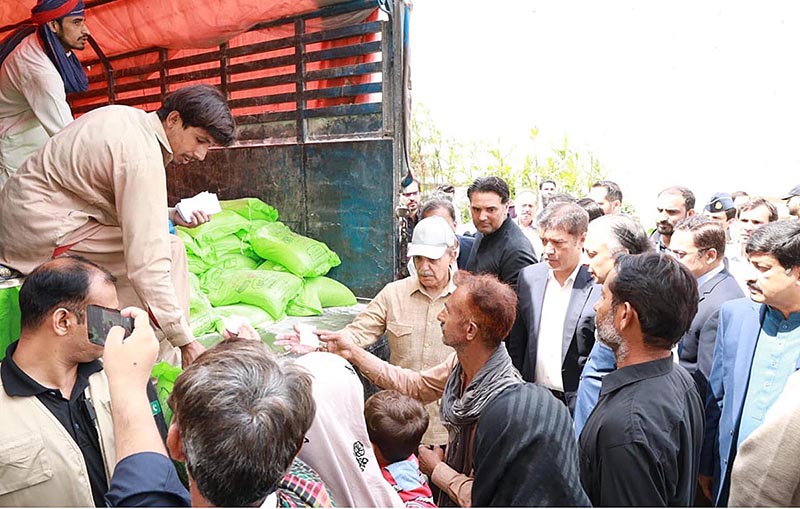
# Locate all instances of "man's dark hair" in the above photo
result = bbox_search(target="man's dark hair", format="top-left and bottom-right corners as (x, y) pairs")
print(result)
(591, 180), (623, 203)
(539, 179), (556, 190)
(156, 85), (236, 146)
(468, 176), (510, 204)
(437, 183), (455, 194)
(745, 220), (800, 270)
(658, 186), (696, 211)
(169, 339), (315, 507)
(537, 201), (590, 236)
(364, 390), (429, 464)
(739, 198), (778, 222)
(454, 271), (517, 346)
(420, 198), (456, 223)
(731, 190), (750, 200)
(610, 253), (698, 349)
(577, 198), (605, 222)
(675, 215), (726, 258)
(19, 255), (116, 330)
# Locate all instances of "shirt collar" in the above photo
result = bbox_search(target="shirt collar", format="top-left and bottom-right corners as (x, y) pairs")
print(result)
(147, 111), (174, 166)
(410, 271), (457, 300)
(765, 306), (800, 327)
(697, 263), (725, 289)
(600, 355), (674, 396)
(1, 341), (103, 398)
(547, 263), (582, 288)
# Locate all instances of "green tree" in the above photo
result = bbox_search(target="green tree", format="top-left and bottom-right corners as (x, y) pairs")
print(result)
(409, 102), (637, 217)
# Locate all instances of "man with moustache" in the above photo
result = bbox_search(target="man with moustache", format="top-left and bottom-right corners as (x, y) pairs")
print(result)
(312, 271), (523, 507)
(0, 0), (91, 186)
(573, 214), (652, 436)
(651, 186), (695, 252)
(579, 253), (703, 506)
(700, 220), (800, 506)
(507, 201), (600, 411)
(309, 216), (458, 446)
(464, 176), (537, 287)
(514, 189), (543, 259)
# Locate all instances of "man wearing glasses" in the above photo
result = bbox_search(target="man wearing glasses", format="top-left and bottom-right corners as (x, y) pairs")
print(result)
(668, 216), (743, 404)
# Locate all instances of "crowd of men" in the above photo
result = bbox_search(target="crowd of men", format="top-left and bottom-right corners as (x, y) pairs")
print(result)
(2, 0), (800, 506)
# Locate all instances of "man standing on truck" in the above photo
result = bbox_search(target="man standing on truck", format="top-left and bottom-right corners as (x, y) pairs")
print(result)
(0, 84), (236, 367)
(0, 0), (91, 187)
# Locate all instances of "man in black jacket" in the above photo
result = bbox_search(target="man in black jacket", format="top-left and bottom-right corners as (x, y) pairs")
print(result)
(464, 176), (537, 287)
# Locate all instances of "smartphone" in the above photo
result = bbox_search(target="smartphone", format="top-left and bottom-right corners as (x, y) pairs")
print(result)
(86, 304), (134, 346)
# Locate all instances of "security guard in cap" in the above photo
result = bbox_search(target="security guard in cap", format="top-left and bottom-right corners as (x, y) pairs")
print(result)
(782, 184), (800, 218)
(704, 193), (737, 242)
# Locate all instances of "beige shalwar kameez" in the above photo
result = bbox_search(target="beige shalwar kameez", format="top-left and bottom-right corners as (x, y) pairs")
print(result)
(0, 105), (191, 362)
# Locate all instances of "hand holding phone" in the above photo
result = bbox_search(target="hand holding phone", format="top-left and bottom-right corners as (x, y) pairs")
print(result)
(87, 305), (134, 346)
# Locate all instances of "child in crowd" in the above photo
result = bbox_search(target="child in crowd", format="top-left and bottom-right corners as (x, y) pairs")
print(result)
(364, 390), (437, 508)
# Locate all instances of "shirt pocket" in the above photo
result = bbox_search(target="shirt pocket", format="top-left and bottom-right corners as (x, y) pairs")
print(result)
(0, 434), (53, 495)
(386, 321), (414, 364)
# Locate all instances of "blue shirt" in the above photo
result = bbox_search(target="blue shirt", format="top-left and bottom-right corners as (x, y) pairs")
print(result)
(105, 452), (190, 507)
(738, 307), (800, 448)
(574, 339), (616, 438)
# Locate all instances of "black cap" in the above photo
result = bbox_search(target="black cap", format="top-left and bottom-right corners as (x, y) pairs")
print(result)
(781, 184), (800, 200)
(704, 193), (735, 213)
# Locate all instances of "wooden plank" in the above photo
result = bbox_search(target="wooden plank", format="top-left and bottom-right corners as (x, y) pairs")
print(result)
(226, 73), (297, 92)
(303, 82), (381, 100)
(226, 54), (297, 75)
(228, 92), (298, 109)
(304, 40), (382, 63)
(304, 61), (381, 81)
(301, 20), (382, 45)
(304, 102), (381, 119)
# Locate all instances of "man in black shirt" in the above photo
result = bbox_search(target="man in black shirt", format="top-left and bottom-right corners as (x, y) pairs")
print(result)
(579, 252), (704, 507)
(0, 255), (167, 506)
(465, 176), (537, 287)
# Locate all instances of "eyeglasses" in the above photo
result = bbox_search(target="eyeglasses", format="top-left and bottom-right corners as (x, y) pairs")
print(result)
(666, 247), (710, 260)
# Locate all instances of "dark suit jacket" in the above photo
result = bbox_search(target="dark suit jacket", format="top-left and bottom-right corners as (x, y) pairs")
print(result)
(507, 262), (601, 411)
(456, 234), (474, 269)
(678, 267), (744, 402)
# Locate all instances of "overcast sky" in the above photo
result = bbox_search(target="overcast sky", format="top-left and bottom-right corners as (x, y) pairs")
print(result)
(409, 1), (799, 225)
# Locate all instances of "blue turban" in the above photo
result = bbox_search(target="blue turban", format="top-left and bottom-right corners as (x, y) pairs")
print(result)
(0, 0), (89, 93)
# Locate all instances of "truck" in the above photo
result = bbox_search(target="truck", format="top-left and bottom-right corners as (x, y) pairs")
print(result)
(0, 0), (410, 360)
(1, 0), (410, 298)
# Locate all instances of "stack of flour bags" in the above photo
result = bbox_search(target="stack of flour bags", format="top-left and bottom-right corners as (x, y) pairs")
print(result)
(175, 197), (357, 337)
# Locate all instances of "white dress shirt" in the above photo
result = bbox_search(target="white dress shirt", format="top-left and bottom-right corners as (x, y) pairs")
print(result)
(535, 263), (581, 391)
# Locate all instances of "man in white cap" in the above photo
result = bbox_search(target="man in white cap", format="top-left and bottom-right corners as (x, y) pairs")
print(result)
(311, 215), (458, 446)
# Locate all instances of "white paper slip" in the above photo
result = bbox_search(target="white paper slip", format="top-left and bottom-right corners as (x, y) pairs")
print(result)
(176, 191), (222, 223)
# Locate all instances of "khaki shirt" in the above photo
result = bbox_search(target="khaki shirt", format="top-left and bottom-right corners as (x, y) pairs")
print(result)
(0, 106), (193, 347)
(342, 275), (455, 444)
(0, 33), (73, 186)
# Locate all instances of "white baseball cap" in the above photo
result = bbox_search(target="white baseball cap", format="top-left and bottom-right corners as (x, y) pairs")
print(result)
(407, 216), (456, 259)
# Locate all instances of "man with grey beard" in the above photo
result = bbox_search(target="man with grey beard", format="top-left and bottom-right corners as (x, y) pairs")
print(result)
(579, 253), (704, 507)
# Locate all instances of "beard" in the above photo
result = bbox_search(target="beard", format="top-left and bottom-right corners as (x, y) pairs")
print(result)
(596, 309), (625, 356)
(656, 222), (674, 235)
